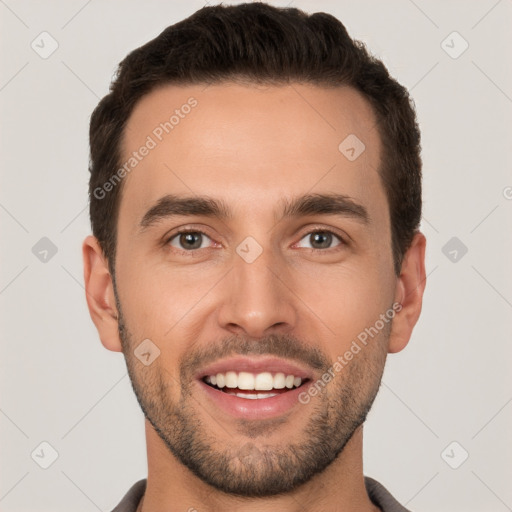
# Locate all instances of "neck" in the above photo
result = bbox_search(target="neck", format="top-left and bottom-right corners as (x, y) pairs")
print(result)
(139, 420), (379, 512)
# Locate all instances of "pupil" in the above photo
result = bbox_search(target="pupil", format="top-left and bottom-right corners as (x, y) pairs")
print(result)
(311, 232), (331, 249)
(181, 232), (201, 249)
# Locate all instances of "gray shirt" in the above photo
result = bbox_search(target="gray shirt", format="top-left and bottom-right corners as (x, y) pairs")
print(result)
(111, 476), (411, 511)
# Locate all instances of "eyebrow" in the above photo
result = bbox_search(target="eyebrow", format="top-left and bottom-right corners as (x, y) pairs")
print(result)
(138, 192), (369, 233)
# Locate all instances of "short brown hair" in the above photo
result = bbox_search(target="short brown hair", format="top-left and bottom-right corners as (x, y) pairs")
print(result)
(88, 2), (422, 276)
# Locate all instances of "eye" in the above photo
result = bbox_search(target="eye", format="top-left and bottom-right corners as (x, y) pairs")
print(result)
(295, 230), (344, 251)
(167, 230), (213, 251)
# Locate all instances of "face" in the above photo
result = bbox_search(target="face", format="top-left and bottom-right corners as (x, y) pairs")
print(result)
(103, 82), (407, 496)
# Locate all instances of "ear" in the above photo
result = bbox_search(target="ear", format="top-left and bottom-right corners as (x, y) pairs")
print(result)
(82, 235), (123, 352)
(388, 232), (427, 354)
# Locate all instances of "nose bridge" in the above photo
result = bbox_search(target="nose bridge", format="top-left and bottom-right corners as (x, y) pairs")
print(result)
(217, 237), (296, 336)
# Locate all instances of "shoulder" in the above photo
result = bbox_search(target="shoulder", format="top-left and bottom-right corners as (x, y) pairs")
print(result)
(364, 476), (412, 512)
(110, 478), (146, 512)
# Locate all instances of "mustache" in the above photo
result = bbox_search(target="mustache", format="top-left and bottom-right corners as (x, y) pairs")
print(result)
(179, 333), (331, 380)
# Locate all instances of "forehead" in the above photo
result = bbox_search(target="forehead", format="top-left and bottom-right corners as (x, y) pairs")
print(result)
(118, 82), (385, 233)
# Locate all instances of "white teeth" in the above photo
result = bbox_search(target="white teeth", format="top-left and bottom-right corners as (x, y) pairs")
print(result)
(255, 372), (274, 390)
(256, 392), (278, 399)
(225, 371), (237, 388)
(237, 371), (255, 390)
(216, 373), (225, 388)
(273, 372), (286, 389)
(236, 392), (260, 400)
(224, 390), (279, 399)
(205, 371), (303, 391)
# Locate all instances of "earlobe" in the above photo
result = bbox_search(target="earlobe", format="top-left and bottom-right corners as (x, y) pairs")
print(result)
(82, 235), (123, 352)
(388, 232), (427, 354)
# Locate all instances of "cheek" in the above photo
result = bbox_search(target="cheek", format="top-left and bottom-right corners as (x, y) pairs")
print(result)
(115, 256), (222, 346)
(293, 261), (394, 352)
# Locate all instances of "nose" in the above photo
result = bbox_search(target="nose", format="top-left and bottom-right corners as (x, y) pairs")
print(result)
(217, 246), (297, 338)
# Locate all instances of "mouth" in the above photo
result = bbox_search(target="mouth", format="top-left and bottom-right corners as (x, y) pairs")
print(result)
(195, 356), (313, 420)
(202, 371), (308, 399)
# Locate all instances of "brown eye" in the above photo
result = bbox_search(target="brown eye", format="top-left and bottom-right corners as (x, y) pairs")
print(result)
(168, 231), (211, 251)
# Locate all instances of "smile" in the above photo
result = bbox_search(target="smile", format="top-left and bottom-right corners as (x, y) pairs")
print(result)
(196, 357), (313, 419)
(203, 371), (306, 399)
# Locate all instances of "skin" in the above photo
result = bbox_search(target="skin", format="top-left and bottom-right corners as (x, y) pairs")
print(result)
(83, 82), (426, 512)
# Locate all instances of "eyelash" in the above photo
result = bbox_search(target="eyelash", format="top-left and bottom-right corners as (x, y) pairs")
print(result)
(164, 228), (347, 255)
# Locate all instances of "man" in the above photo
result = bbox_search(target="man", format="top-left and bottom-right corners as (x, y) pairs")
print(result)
(83, 3), (426, 511)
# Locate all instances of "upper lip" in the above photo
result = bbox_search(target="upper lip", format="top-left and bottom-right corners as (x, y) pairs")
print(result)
(195, 356), (314, 381)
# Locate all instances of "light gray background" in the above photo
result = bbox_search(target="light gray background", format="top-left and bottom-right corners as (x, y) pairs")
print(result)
(1, 1), (511, 511)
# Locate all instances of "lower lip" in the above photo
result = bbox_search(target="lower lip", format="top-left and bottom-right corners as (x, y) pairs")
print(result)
(197, 380), (309, 420)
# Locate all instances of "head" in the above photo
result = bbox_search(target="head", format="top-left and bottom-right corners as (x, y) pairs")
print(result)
(84, 2), (426, 498)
